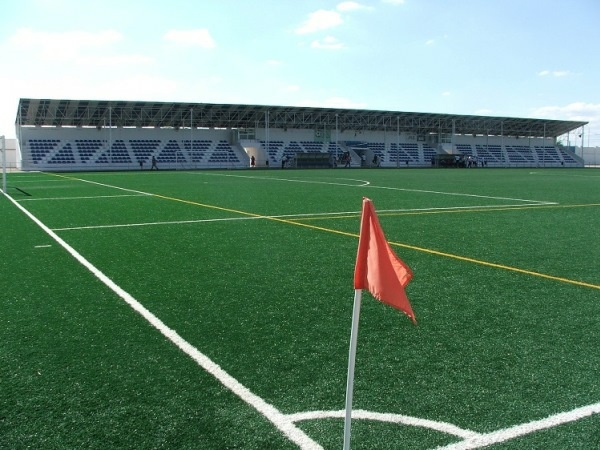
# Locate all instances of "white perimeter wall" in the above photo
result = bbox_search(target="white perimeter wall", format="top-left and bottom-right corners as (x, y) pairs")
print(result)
(2, 138), (18, 169)
(20, 126), (235, 143)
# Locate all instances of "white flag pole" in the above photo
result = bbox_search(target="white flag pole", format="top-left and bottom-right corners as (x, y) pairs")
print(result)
(2, 135), (6, 195)
(343, 288), (363, 450)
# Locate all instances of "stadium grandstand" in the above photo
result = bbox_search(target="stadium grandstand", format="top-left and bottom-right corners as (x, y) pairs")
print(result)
(15, 98), (587, 171)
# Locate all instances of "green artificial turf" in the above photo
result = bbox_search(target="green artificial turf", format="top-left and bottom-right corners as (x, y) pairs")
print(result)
(1, 168), (599, 449)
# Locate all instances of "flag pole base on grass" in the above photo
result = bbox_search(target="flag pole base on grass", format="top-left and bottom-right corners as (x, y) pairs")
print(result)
(343, 288), (363, 450)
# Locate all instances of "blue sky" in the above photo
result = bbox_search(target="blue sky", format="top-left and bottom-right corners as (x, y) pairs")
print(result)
(1, 0), (598, 145)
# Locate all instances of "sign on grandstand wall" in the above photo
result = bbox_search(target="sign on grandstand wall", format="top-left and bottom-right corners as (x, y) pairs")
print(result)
(1, 138), (18, 169)
(314, 129), (331, 142)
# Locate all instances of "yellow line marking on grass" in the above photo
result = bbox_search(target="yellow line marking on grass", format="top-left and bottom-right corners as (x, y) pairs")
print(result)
(9, 179), (71, 183)
(46, 173), (600, 290)
(437, 402), (600, 449)
(384, 238), (600, 290)
(152, 193), (600, 290)
(196, 171), (373, 188)
(17, 194), (150, 202)
(197, 171), (556, 205)
(294, 202), (600, 221)
(3, 188), (323, 450)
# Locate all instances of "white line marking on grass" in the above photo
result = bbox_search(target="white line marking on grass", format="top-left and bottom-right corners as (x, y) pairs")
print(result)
(194, 172), (555, 204)
(9, 179), (71, 183)
(46, 174), (154, 197)
(7, 179), (598, 447)
(436, 402), (600, 449)
(287, 410), (479, 440)
(51, 203), (542, 231)
(3, 190), (323, 450)
(197, 171), (373, 188)
(52, 216), (264, 231)
(372, 185), (556, 205)
(34, 244), (52, 248)
(530, 171), (600, 179)
(17, 194), (150, 202)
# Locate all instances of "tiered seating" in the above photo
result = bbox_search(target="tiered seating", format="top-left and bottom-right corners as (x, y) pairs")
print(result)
(48, 143), (76, 164)
(76, 139), (104, 163)
(367, 143), (386, 163)
(476, 145), (504, 163)
(394, 143), (419, 163)
(300, 141), (324, 152)
(28, 139), (60, 163)
(159, 140), (187, 164)
(183, 139), (211, 163)
(345, 141), (384, 163)
(505, 145), (534, 164)
(208, 140), (241, 163)
(401, 143), (419, 160)
(326, 143), (343, 156)
(109, 140), (132, 164)
(129, 139), (161, 164)
(422, 144), (437, 164)
(534, 146), (561, 164)
(23, 131), (582, 171)
(261, 140), (285, 164)
(456, 144), (473, 156)
(283, 141), (303, 159)
(558, 147), (578, 163)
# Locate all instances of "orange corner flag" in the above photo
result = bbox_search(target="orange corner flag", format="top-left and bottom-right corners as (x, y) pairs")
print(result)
(354, 197), (416, 324)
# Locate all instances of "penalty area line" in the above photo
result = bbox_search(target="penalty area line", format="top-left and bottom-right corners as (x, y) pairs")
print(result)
(2, 189), (323, 450)
(437, 402), (600, 449)
(287, 409), (479, 440)
(17, 194), (150, 202)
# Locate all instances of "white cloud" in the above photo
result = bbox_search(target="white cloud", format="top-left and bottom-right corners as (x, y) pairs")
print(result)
(298, 96), (367, 109)
(442, 91), (451, 97)
(163, 29), (216, 48)
(295, 10), (343, 34)
(76, 54), (154, 67)
(96, 76), (180, 101)
(537, 70), (573, 77)
(532, 102), (600, 122)
(2, 73), (178, 104)
(9, 28), (122, 61)
(337, 1), (372, 11)
(311, 36), (344, 50)
(283, 85), (301, 93)
(426, 39), (435, 45)
(266, 59), (283, 66)
(532, 102), (600, 146)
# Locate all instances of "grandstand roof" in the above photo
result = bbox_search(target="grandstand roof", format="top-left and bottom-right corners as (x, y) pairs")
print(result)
(16, 98), (587, 139)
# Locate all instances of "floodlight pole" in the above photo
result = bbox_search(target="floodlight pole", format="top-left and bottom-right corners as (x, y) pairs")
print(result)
(336, 113), (339, 164)
(2, 135), (6, 194)
(396, 116), (400, 168)
(452, 119), (456, 154)
(265, 110), (269, 169)
(501, 121), (504, 167)
(109, 106), (112, 168)
(543, 123), (546, 167)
